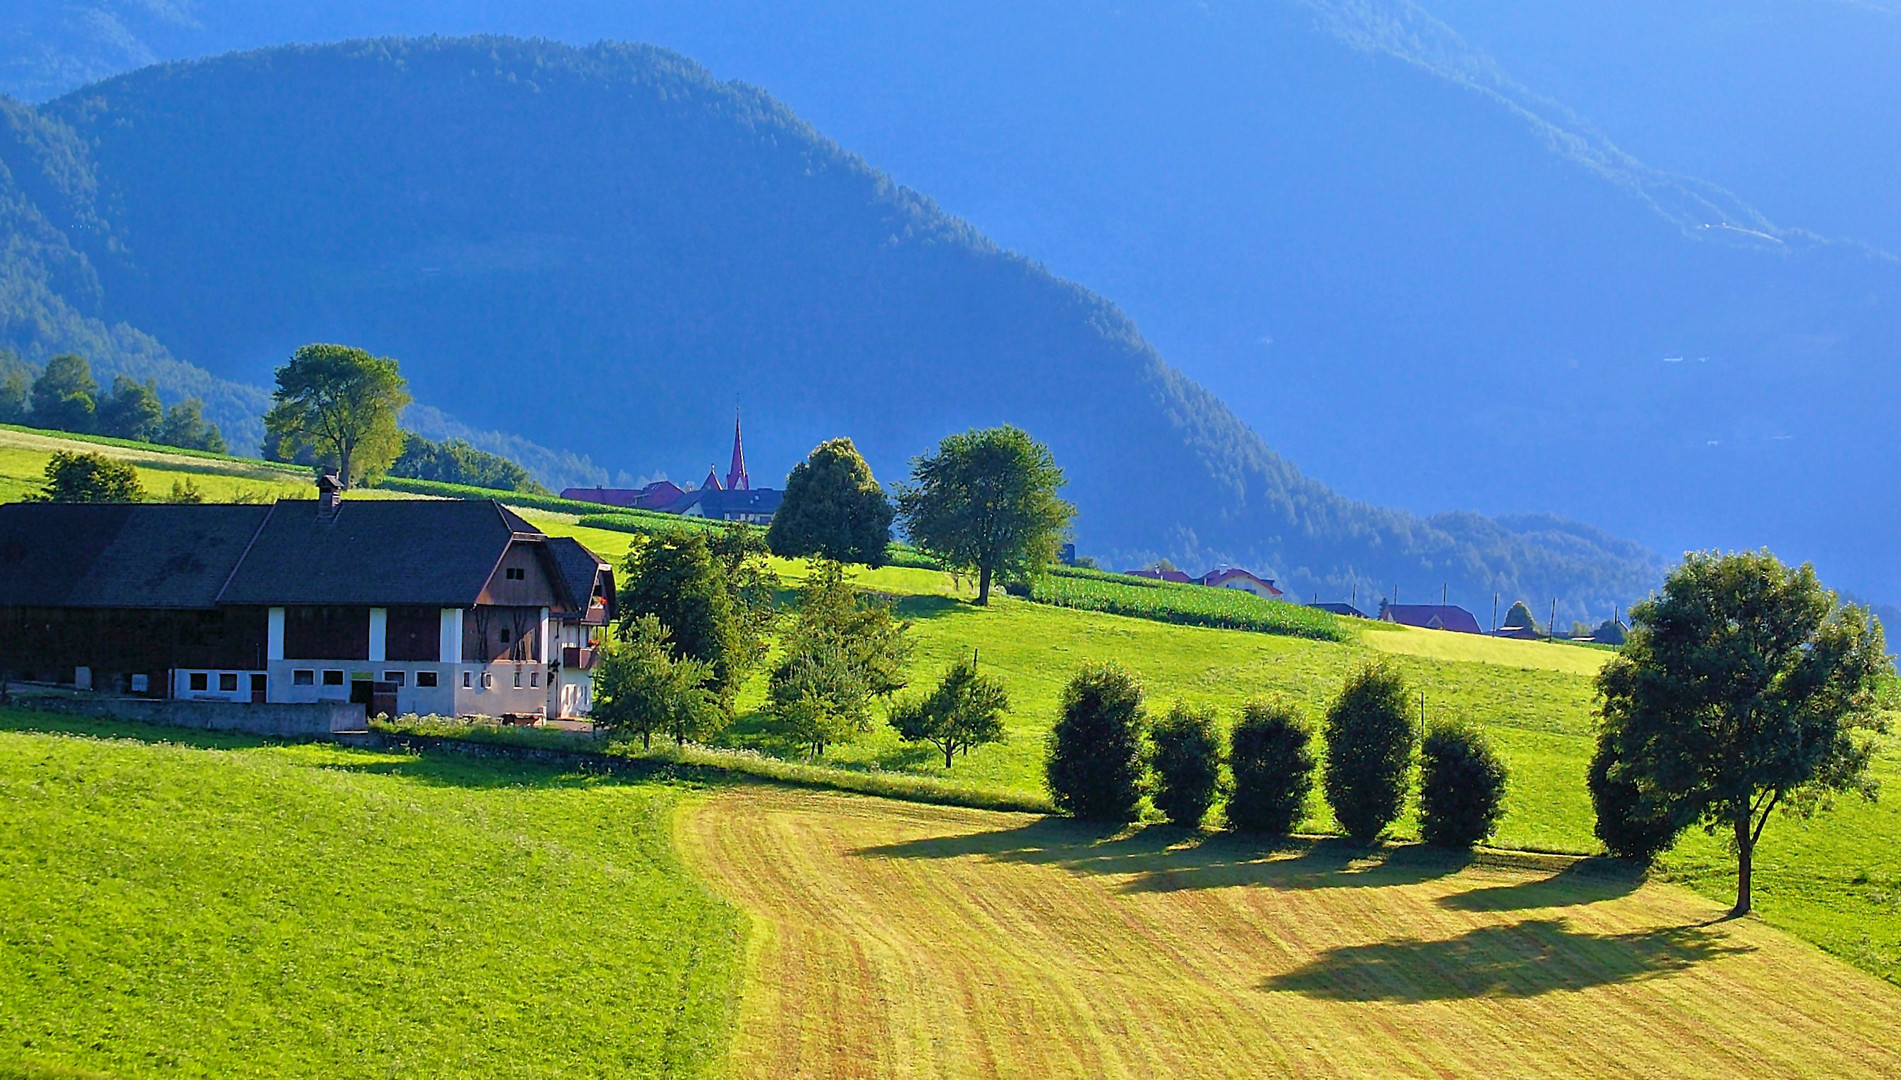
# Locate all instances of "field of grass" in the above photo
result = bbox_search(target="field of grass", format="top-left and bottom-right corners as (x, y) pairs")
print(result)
(0, 709), (740, 1079)
(681, 786), (1901, 1079)
(2, 428), (1899, 990)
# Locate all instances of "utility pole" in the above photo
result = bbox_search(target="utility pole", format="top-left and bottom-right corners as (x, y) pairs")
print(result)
(1442, 583), (1448, 608)
(1351, 583), (1358, 612)
(1550, 599), (1558, 642)
(1492, 592), (1500, 632)
(1420, 689), (1427, 744)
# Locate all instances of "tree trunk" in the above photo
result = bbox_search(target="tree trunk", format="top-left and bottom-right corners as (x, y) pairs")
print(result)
(977, 564), (992, 606)
(945, 743), (956, 770)
(1732, 812), (1753, 917)
(339, 444), (353, 490)
(643, 730), (651, 750)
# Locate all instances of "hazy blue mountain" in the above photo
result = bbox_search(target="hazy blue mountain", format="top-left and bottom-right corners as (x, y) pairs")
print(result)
(0, 36), (1667, 619)
(0, 1), (1893, 607)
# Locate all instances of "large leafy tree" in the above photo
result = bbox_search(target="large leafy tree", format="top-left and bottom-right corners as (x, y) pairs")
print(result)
(156, 398), (226, 454)
(263, 344), (411, 487)
(895, 425), (1074, 605)
(30, 353), (97, 433)
(768, 560), (912, 757)
(768, 437), (894, 566)
(591, 615), (722, 750)
(97, 376), (163, 442)
(1596, 550), (1892, 916)
(888, 654), (1010, 769)
(29, 451), (145, 503)
(616, 529), (750, 710)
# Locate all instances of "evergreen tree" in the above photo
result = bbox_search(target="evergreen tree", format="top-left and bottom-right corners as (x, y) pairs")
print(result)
(1322, 662), (1416, 843)
(1149, 701), (1222, 828)
(1226, 698), (1316, 835)
(1045, 662), (1147, 821)
(1418, 719), (1507, 848)
(1501, 600), (1539, 633)
(768, 437), (894, 566)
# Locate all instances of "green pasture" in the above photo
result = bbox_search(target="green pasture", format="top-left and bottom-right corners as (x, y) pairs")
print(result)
(0, 711), (739, 1079)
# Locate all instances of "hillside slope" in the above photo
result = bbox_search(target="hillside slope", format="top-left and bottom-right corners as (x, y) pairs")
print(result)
(0, 37), (1665, 618)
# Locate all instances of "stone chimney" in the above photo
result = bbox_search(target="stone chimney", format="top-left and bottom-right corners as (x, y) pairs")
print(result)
(317, 472), (343, 520)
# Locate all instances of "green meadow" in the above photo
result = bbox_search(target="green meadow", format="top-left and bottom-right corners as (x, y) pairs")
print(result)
(0, 712), (739, 1080)
(1, 430), (1898, 1000)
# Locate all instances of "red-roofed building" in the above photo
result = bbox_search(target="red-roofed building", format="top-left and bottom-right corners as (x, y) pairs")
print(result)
(726, 412), (750, 491)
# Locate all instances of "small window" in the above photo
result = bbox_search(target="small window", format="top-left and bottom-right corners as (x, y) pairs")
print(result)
(322, 670), (344, 686)
(130, 673), (149, 693)
(500, 627), (511, 643)
(416, 671), (439, 688)
(383, 671), (406, 686)
(530, 670), (540, 687)
(480, 672), (494, 689)
(513, 669), (523, 688)
(293, 669), (315, 686)
(506, 567), (525, 580)
(189, 672), (208, 691)
(219, 673), (238, 692)
(462, 671), (472, 689)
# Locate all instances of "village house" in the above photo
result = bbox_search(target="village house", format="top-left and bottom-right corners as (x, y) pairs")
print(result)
(562, 414), (783, 524)
(1122, 565), (1285, 599)
(0, 479), (614, 720)
(1378, 602), (1483, 634)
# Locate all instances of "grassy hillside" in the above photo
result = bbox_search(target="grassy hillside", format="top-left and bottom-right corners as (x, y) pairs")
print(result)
(0, 711), (740, 1079)
(683, 787), (1901, 1079)
(1, 430), (1897, 988)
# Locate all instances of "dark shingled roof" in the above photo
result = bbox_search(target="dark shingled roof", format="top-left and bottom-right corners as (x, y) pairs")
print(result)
(0, 503), (272, 609)
(546, 535), (613, 621)
(217, 500), (536, 606)
(1379, 603), (1484, 634)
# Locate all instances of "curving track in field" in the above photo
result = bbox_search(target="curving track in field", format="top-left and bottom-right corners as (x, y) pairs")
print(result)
(680, 787), (1901, 1080)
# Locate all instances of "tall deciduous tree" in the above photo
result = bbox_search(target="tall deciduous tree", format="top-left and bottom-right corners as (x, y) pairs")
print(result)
(1596, 550), (1892, 916)
(768, 560), (912, 757)
(592, 615), (722, 749)
(263, 344), (410, 487)
(97, 376), (164, 442)
(156, 398), (226, 453)
(768, 437), (894, 566)
(896, 425), (1074, 605)
(616, 529), (749, 709)
(889, 655), (1010, 769)
(30, 353), (97, 433)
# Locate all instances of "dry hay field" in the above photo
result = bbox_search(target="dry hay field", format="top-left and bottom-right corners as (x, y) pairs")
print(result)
(682, 787), (1901, 1080)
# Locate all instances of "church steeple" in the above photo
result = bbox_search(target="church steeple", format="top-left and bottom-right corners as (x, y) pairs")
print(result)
(725, 409), (750, 491)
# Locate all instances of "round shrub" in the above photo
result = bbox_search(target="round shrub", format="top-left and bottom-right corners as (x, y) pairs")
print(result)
(1322, 662), (1415, 843)
(1045, 662), (1147, 821)
(1226, 697), (1315, 835)
(767, 437), (894, 566)
(1587, 728), (1684, 863)
(1418, 719), (1507, 848)
(1150, 702), (1222, 828)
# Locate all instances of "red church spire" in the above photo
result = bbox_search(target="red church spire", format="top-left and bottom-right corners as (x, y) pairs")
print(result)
(726, 409), (750, 491)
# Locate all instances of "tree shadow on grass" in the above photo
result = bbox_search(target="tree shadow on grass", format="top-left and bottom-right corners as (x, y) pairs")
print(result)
(855, 819), (1475, 895)
(1437, 858), (1644, 912)
(1260, 918), (1752, 1001)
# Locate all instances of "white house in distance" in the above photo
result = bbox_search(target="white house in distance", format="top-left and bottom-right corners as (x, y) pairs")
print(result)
(1197, 567), (1284, 600)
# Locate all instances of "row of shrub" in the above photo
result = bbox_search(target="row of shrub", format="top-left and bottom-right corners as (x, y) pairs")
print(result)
(1046, 661), (1508, 847)
(1027, 567), (1350, 642)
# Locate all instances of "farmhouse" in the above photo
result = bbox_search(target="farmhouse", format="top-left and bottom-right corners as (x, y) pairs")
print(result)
(0, 482), (614, 719)
(1379, 602), (1483, 634)
(1197, 567), (1283, 599)
(561, 414), (783, 523)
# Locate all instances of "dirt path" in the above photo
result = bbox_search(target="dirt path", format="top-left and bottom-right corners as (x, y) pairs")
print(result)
(679, 787), (1901, 1080)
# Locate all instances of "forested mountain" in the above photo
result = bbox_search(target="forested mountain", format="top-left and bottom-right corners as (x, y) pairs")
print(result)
(0, 36), (1663, 617)
(0, 3), (1894, 607)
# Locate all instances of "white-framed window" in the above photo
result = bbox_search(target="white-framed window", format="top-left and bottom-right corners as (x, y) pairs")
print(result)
(293, 669), (315, 686)
(383, 671), (406, 686)
(417, 671), (439, 688)
(462, 671), (472, 689)
(530, 670), (540, 687)
(188, 672), (208, 691)
(219, 673), (238, 692)
(322, 670), (344, 686)
(480, 672), (493, 689)
(513, 669), (522, 688)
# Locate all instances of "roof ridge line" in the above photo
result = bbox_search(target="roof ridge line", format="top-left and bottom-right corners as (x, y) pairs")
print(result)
(214, 500), (277, 605)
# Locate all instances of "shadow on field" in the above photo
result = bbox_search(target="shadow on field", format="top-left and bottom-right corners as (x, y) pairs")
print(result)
(1260, 918), (1752, 1001)
(855, 820), (1478, 895)
(1437, 858), (1643, 912)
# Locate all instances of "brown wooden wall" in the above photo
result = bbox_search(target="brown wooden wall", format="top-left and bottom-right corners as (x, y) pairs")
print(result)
(0, 606), (268, 683)
(283, 605), (369, 661)
(385, 606), (441, 662)
(462, 605), (543, 663)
